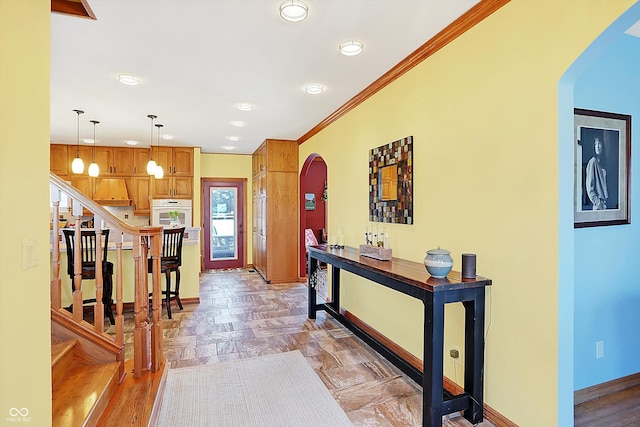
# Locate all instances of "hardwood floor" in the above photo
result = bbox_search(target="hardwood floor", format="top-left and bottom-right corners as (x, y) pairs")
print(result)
(574, 382), (640, 427)
(107, 268), (494, 426)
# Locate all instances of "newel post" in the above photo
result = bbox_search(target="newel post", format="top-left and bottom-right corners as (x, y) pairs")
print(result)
(149, 229), (164, 371)
(132, 232), (150, 377)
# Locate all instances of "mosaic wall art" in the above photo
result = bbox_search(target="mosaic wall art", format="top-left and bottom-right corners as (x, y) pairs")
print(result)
(368, 136), (413, 224)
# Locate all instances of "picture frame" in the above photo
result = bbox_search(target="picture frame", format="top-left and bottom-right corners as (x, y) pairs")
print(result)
(368, 136), (413, 224)
(574, 108), (631, 228)
(305, 193), (316, 211)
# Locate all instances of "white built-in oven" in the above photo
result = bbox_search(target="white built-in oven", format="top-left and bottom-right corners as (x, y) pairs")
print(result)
(151, 199), (192, 227)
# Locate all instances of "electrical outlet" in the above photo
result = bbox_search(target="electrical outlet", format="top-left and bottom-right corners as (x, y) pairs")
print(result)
(596, 341), (604, 359)
(449, 347), (461, 364)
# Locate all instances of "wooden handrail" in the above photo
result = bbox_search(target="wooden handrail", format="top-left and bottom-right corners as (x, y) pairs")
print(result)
(50, 172), (164, 379)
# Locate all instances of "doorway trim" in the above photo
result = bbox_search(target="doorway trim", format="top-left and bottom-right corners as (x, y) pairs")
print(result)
(299, 153), (325, 277)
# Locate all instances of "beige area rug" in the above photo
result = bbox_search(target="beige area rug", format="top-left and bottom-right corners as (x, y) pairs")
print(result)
(157, 350), (352, 426)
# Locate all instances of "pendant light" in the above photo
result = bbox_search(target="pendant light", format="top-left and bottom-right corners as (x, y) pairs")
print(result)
(146, 114), (157, 174)
(88, 120), (100, 177)
(71, 109), (85, 174)
(154, 123), (165, 179)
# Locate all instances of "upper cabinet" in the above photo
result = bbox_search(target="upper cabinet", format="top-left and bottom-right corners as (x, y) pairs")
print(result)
(154, 147), (193, 176)
(94, 147), (134, 176)
(133, 148), (151, 176)
(50, 144), (195, 208)
(50, 144), (69, 177)
(150, 147), (194, 199)
(66, 145), (93, 177)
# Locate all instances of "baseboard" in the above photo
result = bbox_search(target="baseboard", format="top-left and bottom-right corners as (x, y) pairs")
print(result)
(342, 309), (517, 427)
(574, 372), (640, 406)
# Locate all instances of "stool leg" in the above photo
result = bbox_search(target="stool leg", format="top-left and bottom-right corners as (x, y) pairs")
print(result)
(165, 269), (172, 319)
(104, 272), (115, 325)
(175, 268), (183, 310)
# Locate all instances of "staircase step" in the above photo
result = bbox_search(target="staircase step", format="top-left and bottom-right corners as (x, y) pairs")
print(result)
(52, 339), (78, 391)
(52, 362), (119, 427)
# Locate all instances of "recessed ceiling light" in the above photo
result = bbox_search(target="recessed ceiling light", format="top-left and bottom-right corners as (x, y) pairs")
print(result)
(304, 84), (325, 95)
(83, 138), (95, 144)
(222, 146), (235, 151)
(279, 0), (308, 22)
(226, 136), (240, 142)
(162, 134), (174, 140)
(118, 74), (140, 86)
(339, 40), (364, 56)
(125, 140), (139, 146)
(235, 102), (255, 111)
(230, 120), (246, 127)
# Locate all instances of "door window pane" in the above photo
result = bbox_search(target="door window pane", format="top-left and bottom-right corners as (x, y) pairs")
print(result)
(210, 187), (237, 260)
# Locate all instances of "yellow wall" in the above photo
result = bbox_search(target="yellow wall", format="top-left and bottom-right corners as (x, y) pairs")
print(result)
(0, 0), (52, 424)
(2, 0), (633, 424)
(299, 1), (634, 425)
(200, 153), (254, 264)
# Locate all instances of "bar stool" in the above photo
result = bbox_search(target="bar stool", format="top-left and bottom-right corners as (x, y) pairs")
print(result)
(148, 227), (185, 319)
(63, 229), (115, 325)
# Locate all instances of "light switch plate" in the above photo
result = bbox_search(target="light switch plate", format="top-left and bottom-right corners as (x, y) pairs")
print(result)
(22, 237), (39, 270)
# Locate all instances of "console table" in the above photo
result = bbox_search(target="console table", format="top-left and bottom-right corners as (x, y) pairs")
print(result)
(307, 245), (491, 427)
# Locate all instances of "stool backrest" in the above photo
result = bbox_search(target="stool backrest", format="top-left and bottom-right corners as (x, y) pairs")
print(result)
(62, 229), (110, 278)
(161, 227), (185, 266)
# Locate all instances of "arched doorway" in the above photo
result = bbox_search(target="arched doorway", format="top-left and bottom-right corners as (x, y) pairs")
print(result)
(299, 154), (327, 277)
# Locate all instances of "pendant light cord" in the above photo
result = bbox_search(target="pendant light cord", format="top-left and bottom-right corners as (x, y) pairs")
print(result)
(148, 114), (157, 160)
(73, 109), (84, 156)
(90, 120), (99, 162)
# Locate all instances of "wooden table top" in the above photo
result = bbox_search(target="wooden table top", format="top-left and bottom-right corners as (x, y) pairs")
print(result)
(308, 245), (491, 293)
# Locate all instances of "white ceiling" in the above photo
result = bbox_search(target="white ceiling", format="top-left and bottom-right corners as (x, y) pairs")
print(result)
(50, 0), (479, 155)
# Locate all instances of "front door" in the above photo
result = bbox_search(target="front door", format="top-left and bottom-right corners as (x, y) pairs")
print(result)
(203, 179), (245, 270)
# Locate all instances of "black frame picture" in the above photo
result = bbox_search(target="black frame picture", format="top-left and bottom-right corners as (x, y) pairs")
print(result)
(574, 108), (631, 228)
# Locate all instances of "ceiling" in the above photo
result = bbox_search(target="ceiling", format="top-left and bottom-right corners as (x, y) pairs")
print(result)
(50, 0), (480, 155)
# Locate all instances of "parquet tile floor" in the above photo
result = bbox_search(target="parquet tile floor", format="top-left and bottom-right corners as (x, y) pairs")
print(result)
(113, 268), (494, 426)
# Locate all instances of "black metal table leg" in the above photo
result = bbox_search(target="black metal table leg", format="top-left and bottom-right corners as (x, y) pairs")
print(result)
(307, 254), (318, 319)
(463, 289), (485, 423)
(423, 291), (446, 427)
(330, 265), (340, 310)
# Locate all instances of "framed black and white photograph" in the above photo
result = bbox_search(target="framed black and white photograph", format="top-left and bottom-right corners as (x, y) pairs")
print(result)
(574, 108), (631, 228)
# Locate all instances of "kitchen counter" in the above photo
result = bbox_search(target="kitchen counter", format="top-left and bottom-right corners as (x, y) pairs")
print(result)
(50, 227), (201, 307)
(50, 227), (200, 251)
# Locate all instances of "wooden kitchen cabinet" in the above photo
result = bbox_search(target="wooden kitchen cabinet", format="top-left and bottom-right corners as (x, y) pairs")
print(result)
(65, 145), (95, 199)
(66, 145), (93, 176)
(128, 177), (151, 215)
(154, 147), (193, 176)
(70, 175), (93, 199)
(94, 147), (134, 176)
(150, 147), (194, 199)
(50, 144), (69, 177)
(150, 176), (193, 199)
(252, 139), (298, 283)
(50, 143), (194, 211)
(133, 148), (152, 176)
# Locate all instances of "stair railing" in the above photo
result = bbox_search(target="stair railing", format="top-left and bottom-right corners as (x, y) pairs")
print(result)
(50, 173), (164, 379)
